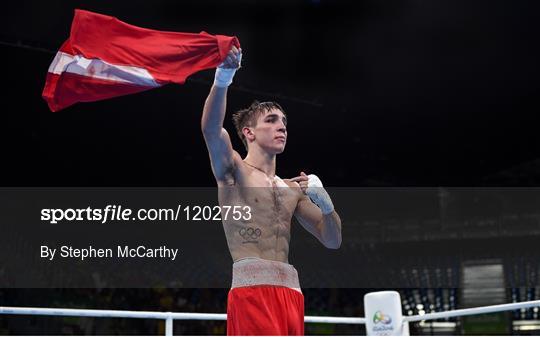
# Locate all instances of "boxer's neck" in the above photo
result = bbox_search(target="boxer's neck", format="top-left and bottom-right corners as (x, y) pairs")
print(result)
(244, 150), (276, 177)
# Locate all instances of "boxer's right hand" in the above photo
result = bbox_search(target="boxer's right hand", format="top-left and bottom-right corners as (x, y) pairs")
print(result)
(214, 46), (242, 87)
(219, 46), (242, 69)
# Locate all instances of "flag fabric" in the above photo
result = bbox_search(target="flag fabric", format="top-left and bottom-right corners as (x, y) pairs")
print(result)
(43, 9), (240, 112)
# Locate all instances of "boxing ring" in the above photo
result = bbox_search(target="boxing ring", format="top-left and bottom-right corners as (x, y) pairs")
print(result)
(1, 292), (539, 335)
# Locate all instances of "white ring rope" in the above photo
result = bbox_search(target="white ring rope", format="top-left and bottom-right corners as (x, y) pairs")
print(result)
(403, 300), (540, 323)
(1, 299), (539, 335)
(0, 306), (366, 324)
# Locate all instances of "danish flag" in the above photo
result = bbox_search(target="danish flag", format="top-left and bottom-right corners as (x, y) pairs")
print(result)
(43, 9), (240, 111)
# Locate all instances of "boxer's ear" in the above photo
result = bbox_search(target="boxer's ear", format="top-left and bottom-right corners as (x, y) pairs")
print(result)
(243, 127), (255, 142)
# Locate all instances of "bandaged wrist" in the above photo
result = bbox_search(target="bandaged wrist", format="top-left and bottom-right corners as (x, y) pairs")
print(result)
(306, 174), (335, 215)
(214, 67), (237, 88)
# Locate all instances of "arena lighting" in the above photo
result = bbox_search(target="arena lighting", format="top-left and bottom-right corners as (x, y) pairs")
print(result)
(513, 321), (540, 331)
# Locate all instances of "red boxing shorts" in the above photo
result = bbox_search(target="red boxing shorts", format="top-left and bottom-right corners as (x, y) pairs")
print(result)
(227, 258), (304, 336)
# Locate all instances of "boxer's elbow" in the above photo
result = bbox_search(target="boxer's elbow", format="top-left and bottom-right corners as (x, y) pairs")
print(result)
(201, 122), (214, 135)
(324, 238), (341, 249)
(319, 219), (341, 249)
(201, 111), (222, 136)
(322, 234), (341, 249)
(201, 124), (220, 139)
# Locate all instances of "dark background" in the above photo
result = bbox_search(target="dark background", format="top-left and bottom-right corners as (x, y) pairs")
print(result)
(2, 0), (540, 187)
(1, 1), (540, 334)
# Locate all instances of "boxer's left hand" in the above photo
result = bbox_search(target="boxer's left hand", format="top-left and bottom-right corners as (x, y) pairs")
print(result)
(291, 172), (334, 215)
(290, 171), (309, 193)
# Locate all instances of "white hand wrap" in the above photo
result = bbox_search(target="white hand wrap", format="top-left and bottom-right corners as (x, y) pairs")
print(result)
(213, 54), (242, 88)
(306, 174), (334, 215)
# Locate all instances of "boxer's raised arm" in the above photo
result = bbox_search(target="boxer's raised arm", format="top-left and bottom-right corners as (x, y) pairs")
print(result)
(201, 47), (242, 184)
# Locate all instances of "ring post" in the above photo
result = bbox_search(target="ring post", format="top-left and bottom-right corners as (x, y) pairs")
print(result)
(165, 314), (173, 336)
(364, 291), (409, 336)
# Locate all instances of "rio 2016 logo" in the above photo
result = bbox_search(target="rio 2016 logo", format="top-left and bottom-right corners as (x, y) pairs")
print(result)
(373, 311), (392, 325)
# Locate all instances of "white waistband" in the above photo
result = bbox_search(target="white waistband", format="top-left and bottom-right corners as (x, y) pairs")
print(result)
(232, 257), (301, 290)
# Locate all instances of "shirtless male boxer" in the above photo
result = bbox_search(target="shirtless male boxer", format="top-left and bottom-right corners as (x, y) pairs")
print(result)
(201, 46), (342, 335)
